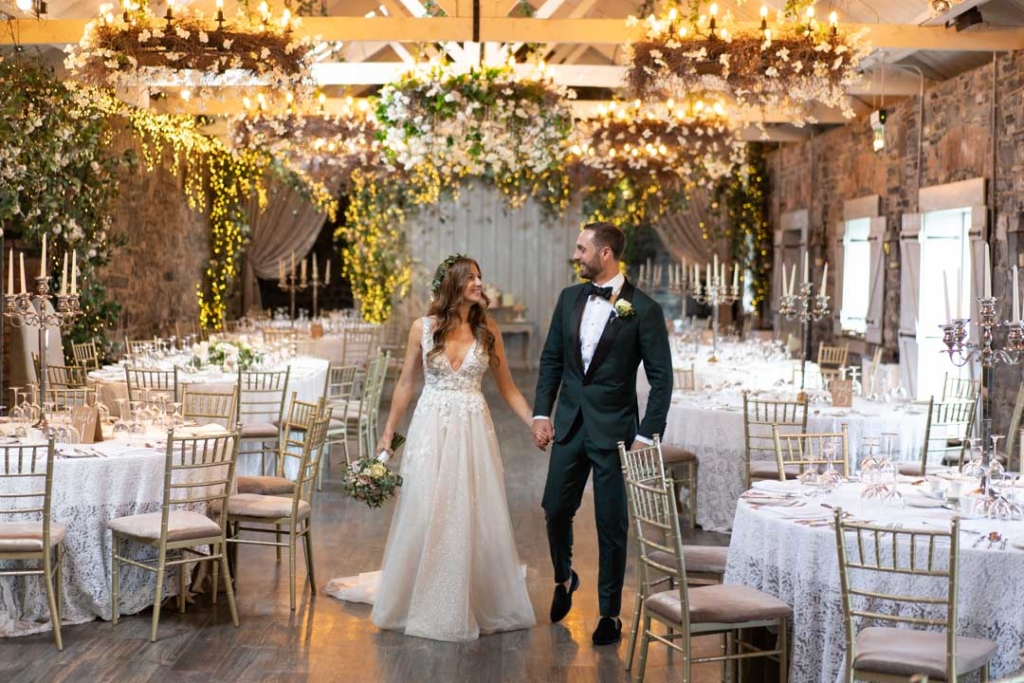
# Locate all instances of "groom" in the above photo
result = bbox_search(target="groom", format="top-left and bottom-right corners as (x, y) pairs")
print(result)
(532, 222), (673, 646)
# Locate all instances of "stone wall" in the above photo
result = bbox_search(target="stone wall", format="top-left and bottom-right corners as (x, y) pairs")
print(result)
(766, 50), (1024, 432)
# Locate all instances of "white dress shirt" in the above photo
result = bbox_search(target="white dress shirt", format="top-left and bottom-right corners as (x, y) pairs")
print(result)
(579, 272), (624, 374)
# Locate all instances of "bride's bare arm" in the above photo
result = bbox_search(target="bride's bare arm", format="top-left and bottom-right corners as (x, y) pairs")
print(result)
(487, 318), (533, 427)
(377, 318), (424, 454)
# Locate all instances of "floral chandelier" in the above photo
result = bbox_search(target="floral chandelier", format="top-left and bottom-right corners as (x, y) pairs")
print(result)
(625, 1), (869, 124)
(64, 0), (317, 109)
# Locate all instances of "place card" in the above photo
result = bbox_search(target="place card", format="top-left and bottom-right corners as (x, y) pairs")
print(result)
(310, 323), (324, 339)
(830, 379), (853, 408)
(71, 405), (104, 444)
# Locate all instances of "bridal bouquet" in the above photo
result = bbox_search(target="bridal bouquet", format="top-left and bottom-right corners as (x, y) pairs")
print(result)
(342, 433), (405, 509)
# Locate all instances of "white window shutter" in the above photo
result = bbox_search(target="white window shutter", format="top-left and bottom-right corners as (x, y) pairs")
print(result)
(899, 214), (922, 397)
(865, 217), (887, 345)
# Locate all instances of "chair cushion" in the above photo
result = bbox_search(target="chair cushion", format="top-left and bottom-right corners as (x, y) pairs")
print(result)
(898, 461), (925, 477)
(0, 522), (67, 552)
(212, 494), (311, 521)
(853, 626), (997, 680)
(662, 446), (697, 464)
(648, 545), (728, 576)
(645, 584), (791, 625)
(237, 475), (295, 496)
(749, 461), (800, 480)
(107, 511), (223, 543)
(241, 422), (279, 439)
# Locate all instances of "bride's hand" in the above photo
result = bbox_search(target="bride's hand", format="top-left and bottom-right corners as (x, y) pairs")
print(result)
(376, 433), (394, 457)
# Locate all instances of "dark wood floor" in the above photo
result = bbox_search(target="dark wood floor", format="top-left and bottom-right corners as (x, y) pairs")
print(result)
(1, 371), (730, 683)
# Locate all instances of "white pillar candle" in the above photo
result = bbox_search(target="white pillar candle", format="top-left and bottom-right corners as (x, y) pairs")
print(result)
(720, 263), (726, 288)
(820, 262), (828, 294)
(278, 258), (284, 282)
(788, 262), (796, 297)
(6, 249), (12, 296)
(984, 243), (992, 298)
(713, 254), (719, 284)
(71, 251), (77, 295)
(301, 258), (307, 283)
(943, 271), (951, 322)
(20, 252), (26, 294)
(291, 251), (296, 277)
(39, 234), (46, 278)
(61, 253), (68, 296)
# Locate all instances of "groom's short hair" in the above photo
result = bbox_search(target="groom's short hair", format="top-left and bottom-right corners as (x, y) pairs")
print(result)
(583, 222), (625, 260)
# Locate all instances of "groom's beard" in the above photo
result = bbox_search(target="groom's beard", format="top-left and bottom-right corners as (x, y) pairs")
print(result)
(575, 258), (600, 280)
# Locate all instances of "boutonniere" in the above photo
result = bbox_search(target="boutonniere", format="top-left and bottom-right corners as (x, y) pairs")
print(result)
(613, 299), (636, 318)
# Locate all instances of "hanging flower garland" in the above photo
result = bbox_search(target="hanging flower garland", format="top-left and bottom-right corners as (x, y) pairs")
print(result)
(625, 0), (869, 124)
(575, 98), (744, 227)
(64, 1), (317, 109)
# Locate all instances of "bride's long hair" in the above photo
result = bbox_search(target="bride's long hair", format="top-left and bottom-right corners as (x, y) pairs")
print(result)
(427, 256), (498, 368)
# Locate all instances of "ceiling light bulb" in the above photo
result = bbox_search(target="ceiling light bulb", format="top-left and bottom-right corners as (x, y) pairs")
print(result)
(180, 89), (191, 101)
(829, 11), (838, 26)
(806, 5), (815, 19)
(709, 3), (718, 17)
(678, 26), (687, 38)
(760, 4), (768, 18)
(15, 0), (31, 9)
(216, 0), (223, 8)
(667, 7), (677, 22)
(281, 9), (290, 25)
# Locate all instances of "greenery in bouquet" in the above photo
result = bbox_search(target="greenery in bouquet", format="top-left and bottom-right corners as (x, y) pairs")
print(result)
(191, 340), (264, 372)
(342, 433), (405, 509)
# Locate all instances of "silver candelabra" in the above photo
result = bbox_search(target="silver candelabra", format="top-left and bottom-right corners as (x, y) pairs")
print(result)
(690, 280), (741, 363)
(780, 281), (831, 390)
(277, 272), (307, 322)
(940, 297), (1024, 368)
(4, 275), (83, 426)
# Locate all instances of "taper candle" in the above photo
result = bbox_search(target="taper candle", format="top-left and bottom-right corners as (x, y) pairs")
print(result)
(19, 252), (26, 294)
(39, 234), (46, 278)
(803, 251), (809, 284)
(1014, 266), (1020, 323)
(6, 249), (12, 296)
(820, 262), (828, 294)
(61, 253), (68, 296)
(325, 259), (330, 284)
(943, 270), (951, 322)
(71, 251), (77, 295)
(984, 243), (992, 298)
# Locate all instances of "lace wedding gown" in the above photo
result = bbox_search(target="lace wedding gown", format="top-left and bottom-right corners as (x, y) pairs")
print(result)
(325, 317), (536, 642)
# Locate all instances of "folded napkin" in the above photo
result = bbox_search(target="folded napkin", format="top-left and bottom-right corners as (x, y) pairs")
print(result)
(751, 480), (801, 495)
(175, 424), (230, 438)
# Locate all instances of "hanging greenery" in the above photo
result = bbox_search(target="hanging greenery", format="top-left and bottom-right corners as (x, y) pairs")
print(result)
(712, 143), (772, 309)
(0, 55), (132, 355)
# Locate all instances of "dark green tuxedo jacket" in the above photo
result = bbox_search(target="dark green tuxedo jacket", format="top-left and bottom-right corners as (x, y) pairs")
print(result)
(533, 280), (673, 451)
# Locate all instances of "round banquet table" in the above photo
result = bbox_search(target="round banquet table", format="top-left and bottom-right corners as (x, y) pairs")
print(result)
(725, 481), (1024, 682)
(0, 427), (227, 638)
(637, 343), (930, 532)
(89, 356), (330, 477)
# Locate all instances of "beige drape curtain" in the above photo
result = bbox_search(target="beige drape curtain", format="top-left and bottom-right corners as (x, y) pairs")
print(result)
(241, 177), (332, 313)
(652, 187), (730, 264)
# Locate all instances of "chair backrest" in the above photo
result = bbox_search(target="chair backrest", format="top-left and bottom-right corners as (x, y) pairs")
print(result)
(160, 428), (240, 537)
(293, 407), (332, 504)
(941, 373), (980, 402)
(46, 387), (93, 410)
(773, 424), (850, 478)
(818, 343), (849, 369)
(1005, 382), (1024, 472)
(673, 366), (696, 392)
(364, 351), (391, 410)
(342, 327), (381, 368)
(262, 328), (297, 352)
(327, 365), (359, 408)
(125, 367), (179, 404)
(175, 320), (200, 340)
(0, 439), (57, 552)
(71, 341), (100, 370)
(294, 338), (319, 357)
(125, 337), (158, 360)
(743, 393), (808, 484)
(620, 439), (691, 637)
(276, 393), (324, 478)
(181, 387), (238, 428)
(919, 397), (977, 472)
(236, 367), (290, 425)
(834, 509), (960, 680)
(46, 364), (88, 388)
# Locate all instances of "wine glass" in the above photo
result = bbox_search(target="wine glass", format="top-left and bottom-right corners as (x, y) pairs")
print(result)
(819, 439), (843, 494)
(112, 398), (131, 437)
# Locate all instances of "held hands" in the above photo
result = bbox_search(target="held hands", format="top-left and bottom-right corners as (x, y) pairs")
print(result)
(532, 418), (554, 451)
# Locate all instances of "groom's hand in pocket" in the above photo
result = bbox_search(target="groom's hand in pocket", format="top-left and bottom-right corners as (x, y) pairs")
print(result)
(532, 418), (554, 450)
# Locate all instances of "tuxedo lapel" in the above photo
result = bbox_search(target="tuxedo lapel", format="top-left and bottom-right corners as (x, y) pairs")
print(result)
(584, 280), (635, 384)
(569, 286), (588, 375)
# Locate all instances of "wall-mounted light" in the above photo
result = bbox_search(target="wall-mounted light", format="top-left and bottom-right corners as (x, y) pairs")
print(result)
(15, 0), (47, 16)
(871, 109), (887, 152)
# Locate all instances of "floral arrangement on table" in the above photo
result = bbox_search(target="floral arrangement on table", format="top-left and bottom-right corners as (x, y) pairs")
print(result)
(64, 1), (318, 110)
(342, 433), (405, 509)
(625, 0), (869, 124)
(190, 339), (265, 372)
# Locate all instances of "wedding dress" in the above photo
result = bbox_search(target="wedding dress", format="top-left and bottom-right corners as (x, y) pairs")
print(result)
(325, 317), (536, 642)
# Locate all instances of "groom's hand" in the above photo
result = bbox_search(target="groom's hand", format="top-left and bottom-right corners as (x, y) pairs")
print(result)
(532, 418), (554, 450)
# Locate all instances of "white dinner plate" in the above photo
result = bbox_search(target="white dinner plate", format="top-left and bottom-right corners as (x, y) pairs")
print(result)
(751, 479), (801, 494)
(904, 495), (946, 509)
(1010, 537), (1024, 551)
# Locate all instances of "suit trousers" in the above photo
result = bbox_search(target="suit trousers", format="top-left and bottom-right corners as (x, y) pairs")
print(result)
(542, 415), (629, 618)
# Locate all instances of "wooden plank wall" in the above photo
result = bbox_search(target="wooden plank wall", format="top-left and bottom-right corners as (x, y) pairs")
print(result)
(395, 183), (582, 364)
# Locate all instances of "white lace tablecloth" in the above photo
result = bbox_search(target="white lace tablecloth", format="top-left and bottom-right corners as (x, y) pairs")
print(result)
(0, 432), (225, 638)
(725, 482), (1024, 682)
(638, 355), (929, 532)
(89, 357), (329, 477)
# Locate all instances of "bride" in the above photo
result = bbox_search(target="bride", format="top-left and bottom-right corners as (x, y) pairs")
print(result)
(326, 254), (537, 642)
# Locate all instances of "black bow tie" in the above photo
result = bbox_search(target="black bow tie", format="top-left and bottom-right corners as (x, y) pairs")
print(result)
(586, 283), (613, 300)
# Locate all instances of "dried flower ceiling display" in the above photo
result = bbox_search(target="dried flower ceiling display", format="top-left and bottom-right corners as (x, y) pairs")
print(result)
(64, 0), (317, 109)
(625, 0), (870, 124)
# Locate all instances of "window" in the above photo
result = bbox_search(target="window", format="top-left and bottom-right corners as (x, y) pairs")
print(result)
(916, 208), (972, 400)
(840, 218), (870, 334)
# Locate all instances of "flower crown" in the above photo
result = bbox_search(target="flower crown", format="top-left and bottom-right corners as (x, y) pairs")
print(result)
(430, 253), (467, 298)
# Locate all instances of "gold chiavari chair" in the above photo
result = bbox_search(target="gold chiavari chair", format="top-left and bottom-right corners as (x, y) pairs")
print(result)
(619, 437), (729, 672)
(900, 397), (977, 476)
(174, 320), (200, 340)
(342, 326), (381, 369)
(108, 429), (241, 641)
(773, 424), (850, 480)
(46, 387), (93, 410)
(223, 405), (331, 610)
(236, 367), (291, 476)
(941, 373), (981, 402)
(673, 365), (696, 392)
(46, 364), (88, 388)
(624, 450), (790, 683)
(71, 340), (101, 371)
(125, 367), (179, 405)
(833, 509), (996, 682)
(180, 386), (238, 429)
(356, 352), (390, 459)
(262, 328), (297, 351)
(125, 337), (158, 360)
(294, 337), (319, 357)
(743, 393), (809, 488)
(0, 438), (64, 650)
(324, 365), (360, 467)
(237, 393), (320, 497)
(818, 343), (849, 390)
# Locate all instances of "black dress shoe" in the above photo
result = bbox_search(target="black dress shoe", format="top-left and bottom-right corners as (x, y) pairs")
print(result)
(549, 570), (579, 623)
(591, 617), (622, 646)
